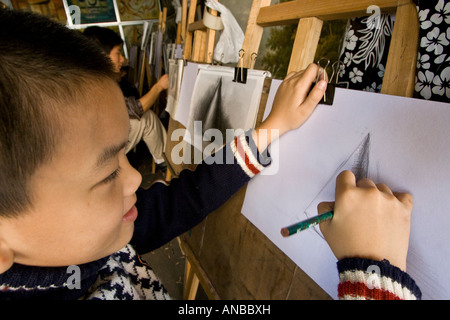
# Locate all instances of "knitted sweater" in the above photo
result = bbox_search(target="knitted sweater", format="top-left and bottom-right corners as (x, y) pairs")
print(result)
(0, 132), (421, 300)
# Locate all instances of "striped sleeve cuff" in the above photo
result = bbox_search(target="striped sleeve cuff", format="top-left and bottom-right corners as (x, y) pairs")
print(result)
(337, 258), (422, 300)
(230, 131), (271, 178)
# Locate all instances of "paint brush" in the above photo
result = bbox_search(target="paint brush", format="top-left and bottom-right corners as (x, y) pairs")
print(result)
(280, 210), (334, 237)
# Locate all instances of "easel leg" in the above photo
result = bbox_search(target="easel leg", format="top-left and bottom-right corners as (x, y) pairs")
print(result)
(178, 236), (221, 300)
(151, 159), (156, 174)
(183, 259), (200, 300)
(165, 169), (172, 182)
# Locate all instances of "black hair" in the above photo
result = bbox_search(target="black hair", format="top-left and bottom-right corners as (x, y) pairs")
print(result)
(83, 26), (124, 55)
(0, 9), (116, 217)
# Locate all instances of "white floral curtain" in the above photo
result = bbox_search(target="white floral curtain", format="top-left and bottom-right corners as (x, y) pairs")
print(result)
(414, 0), (449, 102)
(338, 15), (394, 93)
(337, 0), (449, 103)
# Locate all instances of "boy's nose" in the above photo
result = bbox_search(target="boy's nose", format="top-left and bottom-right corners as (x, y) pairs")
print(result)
(123, 159), (142, 196)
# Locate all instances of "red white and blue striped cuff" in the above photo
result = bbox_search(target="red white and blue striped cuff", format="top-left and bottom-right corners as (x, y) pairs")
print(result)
(337, 258), (422, 300)
(230, 133), (267, 178)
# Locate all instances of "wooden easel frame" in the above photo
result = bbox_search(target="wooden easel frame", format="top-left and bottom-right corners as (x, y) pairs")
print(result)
(172, 0), (419, 300)
(184, 0), (218, 64)
(241, 0), (418, 97)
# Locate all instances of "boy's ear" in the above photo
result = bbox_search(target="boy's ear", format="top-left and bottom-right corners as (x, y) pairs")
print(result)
(0, 241), (14, 274)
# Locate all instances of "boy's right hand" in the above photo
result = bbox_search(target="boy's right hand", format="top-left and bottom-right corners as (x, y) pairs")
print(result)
(319, 170), (413, 271)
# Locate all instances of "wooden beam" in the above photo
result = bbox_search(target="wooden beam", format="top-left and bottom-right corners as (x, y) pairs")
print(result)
(241, 0), (272, 68)
(257, 0), (402, 27)
(191, 30), (207, 62)
(188, 19), (207, 32)
(183, 260), (200, 300)
(205, 6), (218, 64)
(184, 0), (198, 60)
(181, 0), (188, 44)
(179, 238), (220, 300)
(287, 17), (323, 74)
(381, 0), (418, 97)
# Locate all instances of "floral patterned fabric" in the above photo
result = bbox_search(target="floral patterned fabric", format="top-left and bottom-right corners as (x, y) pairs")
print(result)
(337, 0), (449, 103)
(337, 15), (394, 93)
(414, 0), (449, 102)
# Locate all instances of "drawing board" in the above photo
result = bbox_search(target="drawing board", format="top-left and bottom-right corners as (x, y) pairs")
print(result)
(242, 81), (450, 299)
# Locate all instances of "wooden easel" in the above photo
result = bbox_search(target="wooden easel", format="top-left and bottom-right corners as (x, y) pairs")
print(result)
(138, 8), (167, 99)
(184, 0), (218, 64)
(240, 0), (418, 96)
(135, 7), (168, 176)
(163, 0), (220, 182)
(168, 0), (419, 299)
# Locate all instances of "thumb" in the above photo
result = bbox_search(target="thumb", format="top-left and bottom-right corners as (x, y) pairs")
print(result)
(318, 201), (334, 236)
(306, 80), (327, 105)
(317, 201), (334, 215)
(298, 80), (327, 117)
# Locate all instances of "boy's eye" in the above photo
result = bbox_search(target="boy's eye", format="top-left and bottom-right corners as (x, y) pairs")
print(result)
(101, 167), (121, 185)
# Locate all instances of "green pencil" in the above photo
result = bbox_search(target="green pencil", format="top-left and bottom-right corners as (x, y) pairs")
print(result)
(280, 210), (334, 237)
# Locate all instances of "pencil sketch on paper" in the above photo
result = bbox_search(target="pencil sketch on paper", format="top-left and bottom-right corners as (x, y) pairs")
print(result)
(187, 76), (231, 147)
(303, 133), (371, 238)
(183, 65), (269, 153)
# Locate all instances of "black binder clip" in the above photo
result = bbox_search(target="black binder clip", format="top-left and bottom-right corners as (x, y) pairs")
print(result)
(320, 83), (336, 105)
(233, 49), (247, 84)
(315, 58), (334, 105)
(309, 58), (347, 106)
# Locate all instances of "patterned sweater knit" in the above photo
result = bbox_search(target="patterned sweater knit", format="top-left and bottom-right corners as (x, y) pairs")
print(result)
(0, 131), (421, 300)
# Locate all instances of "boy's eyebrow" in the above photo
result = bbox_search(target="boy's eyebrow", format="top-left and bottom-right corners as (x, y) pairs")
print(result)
(96, 140), (128, 168)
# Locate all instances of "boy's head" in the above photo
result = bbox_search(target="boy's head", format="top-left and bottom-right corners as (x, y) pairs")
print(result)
(83, 26), (126, 73)
(0, 9), (142, 273)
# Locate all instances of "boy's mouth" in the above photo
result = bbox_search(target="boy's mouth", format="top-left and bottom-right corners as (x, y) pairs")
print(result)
(122, 205), (138, 222)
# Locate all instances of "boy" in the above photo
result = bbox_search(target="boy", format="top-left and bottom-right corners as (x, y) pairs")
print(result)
(83, 26), (169, 172)
(0, 9), (420, 300)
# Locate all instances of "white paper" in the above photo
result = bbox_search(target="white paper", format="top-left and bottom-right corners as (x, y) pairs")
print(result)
(165, 59), (184, 119)
(173, 62), (199, 127)
(242, 83), (450, 299)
